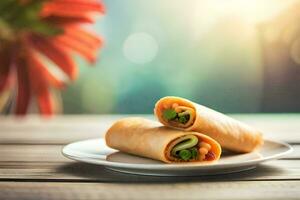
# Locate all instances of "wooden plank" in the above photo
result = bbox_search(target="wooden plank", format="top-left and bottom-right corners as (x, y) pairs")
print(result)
(0, 181), (300, 200)
(0, 145), (68, 162)
(0, 115), (150, 144)
(0, 143), (298, 182)
(0, 160), (300, 182)
(283, 145), (300, 159)
(0, 144), (298, 163)
(0, 115), (299, 200)
(0, 115), (117, 144)
(0, 114), (300, 144)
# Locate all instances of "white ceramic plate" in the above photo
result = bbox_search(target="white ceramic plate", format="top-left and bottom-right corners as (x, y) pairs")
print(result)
(62, 138), (293, 176)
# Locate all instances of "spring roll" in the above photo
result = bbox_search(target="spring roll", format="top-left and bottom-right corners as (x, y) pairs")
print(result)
(154, 96), (263, 153)
(105, 117), (221, 163)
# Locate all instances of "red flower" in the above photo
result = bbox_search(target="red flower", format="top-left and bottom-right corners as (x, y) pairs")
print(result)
(0, 0), (105, 115)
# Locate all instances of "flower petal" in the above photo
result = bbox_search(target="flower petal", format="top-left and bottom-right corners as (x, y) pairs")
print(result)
(27, 50), (66, 89)
(0, 50), (12, 92)
(36, 89), (54, 116)
(15, 57), (31, 115)
(54, 35), (97, 63)
(27, 53), (54, 116)
(41, 0), (105, 17)
(63, 27), (103, 49)
(43, 15), (95, 25)
(29, 34), (77, 80)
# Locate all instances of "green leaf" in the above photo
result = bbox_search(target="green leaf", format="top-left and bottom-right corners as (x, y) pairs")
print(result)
(31, 22), (63, 36)
(178, 115), (187, 124)
(163, 109), (177, 120)
(171, 135), (198, 156)
(179, 149), (192, 161)
(190, 148), (198, 159)
(0, 0), (62, 36)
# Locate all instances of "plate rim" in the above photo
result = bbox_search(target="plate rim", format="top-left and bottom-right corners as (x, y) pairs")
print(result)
(62, 138), (293, 170)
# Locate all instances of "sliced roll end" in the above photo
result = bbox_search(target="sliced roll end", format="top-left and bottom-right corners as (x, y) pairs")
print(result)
(154, 96), (197, 129)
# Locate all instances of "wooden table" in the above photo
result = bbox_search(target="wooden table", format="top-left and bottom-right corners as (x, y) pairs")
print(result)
(0, 114), (300, 200)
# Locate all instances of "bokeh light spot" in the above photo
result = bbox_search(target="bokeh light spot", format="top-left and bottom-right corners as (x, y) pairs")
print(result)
(123, 32), (158, 64)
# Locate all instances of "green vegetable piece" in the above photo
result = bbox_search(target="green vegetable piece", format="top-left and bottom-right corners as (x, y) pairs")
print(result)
(177, 112), (190, 124)
(171, 135), (198, 156)
(190, 148), (198, 159)
(177, 111), (187, 117)
(178, 116), (188, 124)
(163, 109), (177, 120)
(179, 149), (192, 161)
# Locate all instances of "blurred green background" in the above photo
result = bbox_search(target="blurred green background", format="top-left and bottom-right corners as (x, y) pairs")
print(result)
(61, 0), (300, 114)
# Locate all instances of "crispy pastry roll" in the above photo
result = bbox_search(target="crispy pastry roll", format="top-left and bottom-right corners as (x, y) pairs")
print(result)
(105, 117), (221, 163)
(154, 96), (263, 153)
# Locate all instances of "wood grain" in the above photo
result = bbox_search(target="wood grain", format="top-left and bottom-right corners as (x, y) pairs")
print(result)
(0, 114), (300, 144)
(0, 143), (297, 182)
(0, 144), (298, 163)
(0, 145), (68, 162)
(0, 115), (149, 144)
(0, 160), (299, 182)
(0, 181), (300, 200)
(0, 114), (299, 200)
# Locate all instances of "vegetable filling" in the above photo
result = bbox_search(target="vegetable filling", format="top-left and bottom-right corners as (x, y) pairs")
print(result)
(171, 135), (214, 161)
(163, 108), (190, 124)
